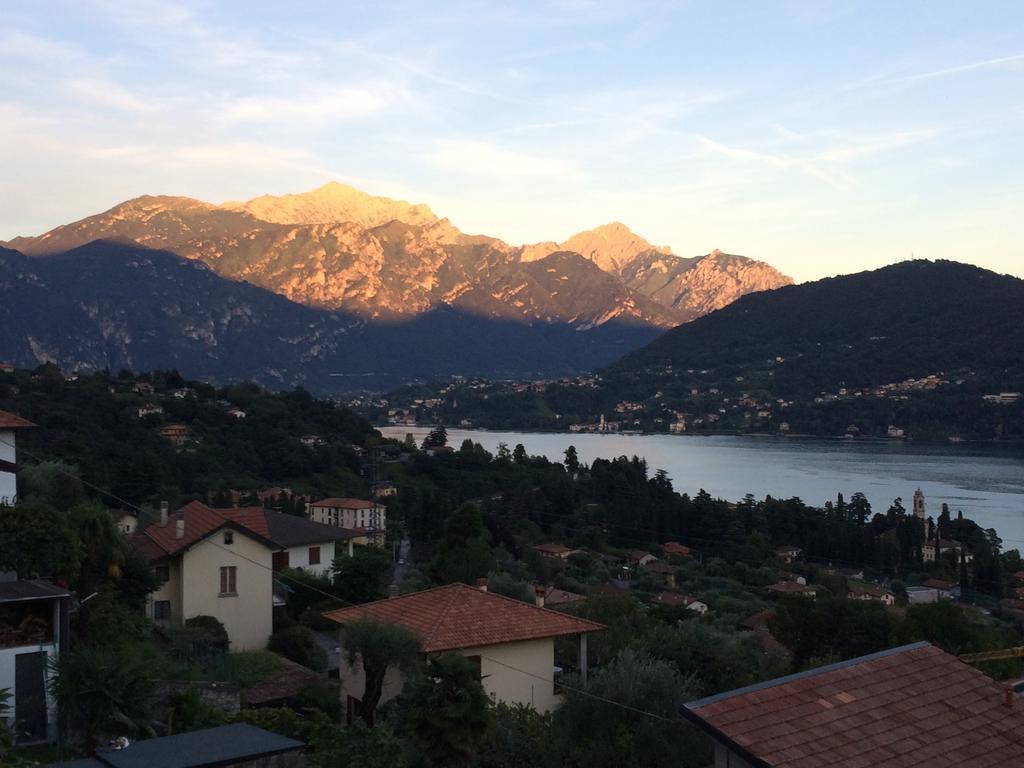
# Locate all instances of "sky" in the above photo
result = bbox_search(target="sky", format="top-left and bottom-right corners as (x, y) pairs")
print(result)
(1, 1), (1022, 283)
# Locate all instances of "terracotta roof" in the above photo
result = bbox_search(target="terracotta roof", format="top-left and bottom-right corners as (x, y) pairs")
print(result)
(923, 578), (955, 590)
(662, 541), (691, 556)
(653, 592), (702, 608)
(308, 497), (377, 509)
(144, 501), (233, 556)
(683, 642), (1024, 768)
(323, 583), (604, 653)
(242, 655), (332, 706)
(0, 410), (36, 429)
(738, 609), (774, 631)
(768, 581), (816, 594)
(533, 543), (575, 555)
(543, 587), (587, 606)
(642, 560), (677, 575)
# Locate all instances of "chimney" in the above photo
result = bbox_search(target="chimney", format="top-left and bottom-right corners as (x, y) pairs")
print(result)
(175, 509), (184, 540)
(159, 501), (169, 527)
(534, 585), (546, 608)
(476, 578), (488, 593)
(1006, 683), (1014, 710)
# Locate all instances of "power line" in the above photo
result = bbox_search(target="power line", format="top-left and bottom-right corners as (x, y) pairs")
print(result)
(0, 434), (687, 724)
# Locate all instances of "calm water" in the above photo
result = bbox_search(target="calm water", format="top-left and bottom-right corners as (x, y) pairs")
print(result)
(381, 427), (1024, 549)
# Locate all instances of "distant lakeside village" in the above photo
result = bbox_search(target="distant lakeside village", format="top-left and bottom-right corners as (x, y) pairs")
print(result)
(3, 366), (1024, 767)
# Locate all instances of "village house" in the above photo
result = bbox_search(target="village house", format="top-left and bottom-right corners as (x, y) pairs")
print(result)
(683, 642), (1024, 767)
(159, 424), (189, 447)
(370, 481), (397, 499)
(324, 583), (604, 717)
(132, 501), (360, 649)
(847, 582), (896, 605)
(768, 581), (817, 599)
(922, 577), (957, 599)
(923, 537), (973, 564)
(0, 576), (71, 744)
(661, 541), (692, 558)
(0, 410), (35, 506)
(306, 497), (387, 546)
(774, 545), (802, 564)
(628, 550), (658, 568)
(226, 408), (247, 420)
(136, 403), (163, 418)
(111, 508), (138, 535)
(536, 586), (587, 608)
(640, 560), (678, 588)
(45, 723), (305, 768)
(532, 543), (580, 561)
(653, 592), (708, 614)
(905, 586), (939, 604)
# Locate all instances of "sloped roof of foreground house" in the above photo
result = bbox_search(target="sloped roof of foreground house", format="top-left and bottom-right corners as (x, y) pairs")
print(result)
(0, 409), (36, 429)
(682, 641), (1024, 767)
(323, 583), (605, 653)
(134, 500), (359, 561)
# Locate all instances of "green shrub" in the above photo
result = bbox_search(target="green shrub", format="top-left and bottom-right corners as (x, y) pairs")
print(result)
(268, 626), (328, 672)
(184, 615), (230, 653)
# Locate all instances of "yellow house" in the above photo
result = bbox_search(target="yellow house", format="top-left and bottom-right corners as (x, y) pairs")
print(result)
(324, 583), (604, 718)
(133, 502), (277, 651)
(307, 497), (387, 546)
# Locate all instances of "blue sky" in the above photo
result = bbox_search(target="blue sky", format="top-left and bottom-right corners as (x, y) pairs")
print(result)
(1, 1), (1022, 282)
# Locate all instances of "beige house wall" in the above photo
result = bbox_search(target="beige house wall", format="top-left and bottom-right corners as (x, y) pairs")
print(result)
(181, 531), (273, 651)
(338, 636), (562, 715)
(148, 556), (183, 626)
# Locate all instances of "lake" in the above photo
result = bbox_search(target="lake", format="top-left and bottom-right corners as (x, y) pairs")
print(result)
(380, 427), (1024, 549)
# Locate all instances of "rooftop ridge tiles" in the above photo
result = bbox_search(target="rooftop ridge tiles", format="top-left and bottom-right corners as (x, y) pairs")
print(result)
(684, 641), (933, 711)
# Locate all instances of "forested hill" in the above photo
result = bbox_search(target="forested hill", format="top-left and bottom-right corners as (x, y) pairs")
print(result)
(0, 366), (378, 507)
(381, 260), (1024, 439)
(614, 259), (1024, 391)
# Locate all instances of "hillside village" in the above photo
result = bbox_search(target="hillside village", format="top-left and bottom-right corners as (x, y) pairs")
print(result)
(3, 366), (1024, 767)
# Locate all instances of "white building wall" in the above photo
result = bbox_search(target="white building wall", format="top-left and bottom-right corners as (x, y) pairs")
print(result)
(285, 540), (337, 577)
(0, 428), (17, 506)
(0, 599), (63, 742)
(180, 533), (274, 651)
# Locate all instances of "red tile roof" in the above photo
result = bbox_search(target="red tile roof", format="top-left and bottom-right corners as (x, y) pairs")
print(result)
(684, 642), (1024, 768)
(309, 497), (377, 509)
(0, 410), (36, 429)
(533, 543), (575, 555)
(140, 501), (358, 558)
(323, 583), (604, 653)
(923, 578), (955, 590)
(662, 541), (691, 556)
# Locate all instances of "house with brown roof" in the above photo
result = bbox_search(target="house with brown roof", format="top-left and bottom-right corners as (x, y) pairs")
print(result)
(774, 545), (802, 564)
(532, 543), (579, 561)
(653, 592), (708, 614)
(0, 410), (35, 507)
(307, 497), (386, 546)
(159, 424), (189, 447)
(641, 560), (678, 588)
(323, 583), (604, 715)
(133, 501), (360, 649)
(537, 586), (587, 608)
(628, 550), (658, 567)
(847, 581), (896, 605)
(661, 541), (692, 558)
(683, 641), (1024, 767)
(768, 581), (817, 598)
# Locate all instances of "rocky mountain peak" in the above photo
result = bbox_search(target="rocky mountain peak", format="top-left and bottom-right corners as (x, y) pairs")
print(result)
(223, 181), (439, 228)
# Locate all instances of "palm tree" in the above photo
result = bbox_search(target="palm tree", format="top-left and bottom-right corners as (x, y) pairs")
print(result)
(402, 653), (494, 767)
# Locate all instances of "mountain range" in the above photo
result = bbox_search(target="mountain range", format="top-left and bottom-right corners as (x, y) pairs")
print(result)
(0, 182), (791, 390)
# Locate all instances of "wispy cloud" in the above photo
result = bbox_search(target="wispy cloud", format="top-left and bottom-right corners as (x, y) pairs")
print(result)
(428, 139), (580, 180)
(894, 52), (1024, 84)
(63, 78), (155, 114)
(697, 135), (847, 189)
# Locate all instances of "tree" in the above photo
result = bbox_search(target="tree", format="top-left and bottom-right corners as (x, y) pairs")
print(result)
(552, 648), (707, 768)
(0, 500), (79, 582)
(333, 546), (393, 604)
(564, 445), (580, 476)
(184, 615), (230, 653)
(402, 653), (494, 767)
(341, 619), (421, 727)
(268, 626), (328, 671)
(430, 503), (495, 585)
(512, 444), (528, 465)
(51, 644), (158, 751)
(422, 425), (448, 450)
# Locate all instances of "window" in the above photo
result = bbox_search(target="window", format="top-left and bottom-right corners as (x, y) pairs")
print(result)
(154, 600), (171, 620)
(154, 565), (170, 583)
(223, 531), (234, 545)
(308, 546), (321, 565)
(219, 566), (237, 595)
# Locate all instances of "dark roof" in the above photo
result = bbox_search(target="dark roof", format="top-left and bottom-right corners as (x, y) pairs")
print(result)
(0, 579), (70, 604)
(263, 510), (361, 547)
(308, 497), (378, 509)
(324, 583), (604, 653)
(46, 723), (304, 768)
(683, 642), (1024, 767)
(242, 655), (332, 706)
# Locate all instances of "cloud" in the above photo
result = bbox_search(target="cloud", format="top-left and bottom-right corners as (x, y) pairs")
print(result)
(63, 78), (155, 113)
(894, 52), (1024, 84)
(220, 85), (402, 124)
(697, 135), (847, 189)
(428, 139), (579, 180)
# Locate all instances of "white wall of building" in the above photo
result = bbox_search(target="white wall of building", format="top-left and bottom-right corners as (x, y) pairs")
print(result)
(0, 599), (62, 743)
(0, 428), (16, 506)
(285, 540), (337, 577)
